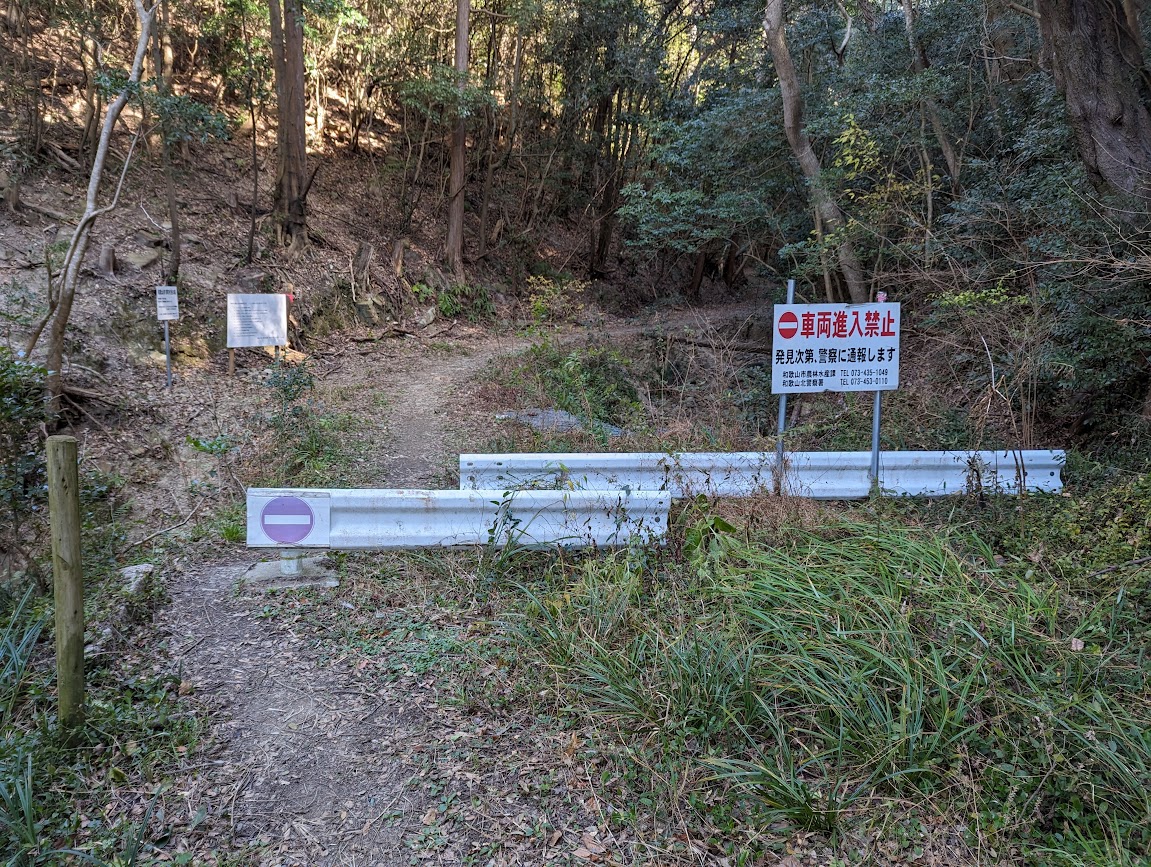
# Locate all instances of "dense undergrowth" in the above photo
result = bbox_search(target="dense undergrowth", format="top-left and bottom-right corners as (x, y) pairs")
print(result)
(512, 493), (1151, 864)
(463, 344), (1151, 860)
(259, 467), (1151, 864)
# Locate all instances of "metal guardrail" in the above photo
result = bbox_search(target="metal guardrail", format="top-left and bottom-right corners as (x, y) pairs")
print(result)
(246, 488), (669, 549)
(459, 450), (1065, 499)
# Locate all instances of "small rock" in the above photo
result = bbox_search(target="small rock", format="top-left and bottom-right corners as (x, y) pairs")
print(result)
(495, 408), (624, 437)
(133, 229), (164, 247)
(122, 248), (162, 270)
(416, 305), (437, 328)
(234, 266), (274, 292)
(355, 299), (380, 326)
(120, 563), (154, 596)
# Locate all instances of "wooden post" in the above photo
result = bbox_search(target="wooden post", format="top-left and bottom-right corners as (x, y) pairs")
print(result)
(47, 435), (84, 732)
(228, 348), (235, 376)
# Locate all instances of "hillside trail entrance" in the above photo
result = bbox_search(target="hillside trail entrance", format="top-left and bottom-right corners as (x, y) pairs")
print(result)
(160, 304), (768, 864)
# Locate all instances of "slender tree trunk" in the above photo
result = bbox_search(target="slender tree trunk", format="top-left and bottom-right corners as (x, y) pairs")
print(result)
(1036, 0), (1151, 204)
(445, 0), (470, 277)
(688, 247), (706, 303)
(152, 0), (181, 284)
(478, 103), (496, 257)
(240, 1), (259, 264)
(764, 0), (867, 302)
(269, 0), (309, 246)
(42, 0), (155, 409)
(499, 26), (524, 171)
(477, 10), (503, 257)
(901, 0), (962, 191)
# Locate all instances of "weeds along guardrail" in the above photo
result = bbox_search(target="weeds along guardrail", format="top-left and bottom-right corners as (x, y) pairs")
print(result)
(459, 449), (1065, 499)
(245, 487), (670, 550)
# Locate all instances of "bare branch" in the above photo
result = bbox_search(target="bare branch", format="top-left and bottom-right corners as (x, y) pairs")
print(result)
(1005, 1), (1040, 19)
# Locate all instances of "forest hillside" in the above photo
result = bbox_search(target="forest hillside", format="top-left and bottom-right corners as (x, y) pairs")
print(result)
(1, 1), (1151, 865)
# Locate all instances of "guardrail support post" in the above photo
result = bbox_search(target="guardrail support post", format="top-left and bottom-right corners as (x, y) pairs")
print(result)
(280, 549), (305, 576)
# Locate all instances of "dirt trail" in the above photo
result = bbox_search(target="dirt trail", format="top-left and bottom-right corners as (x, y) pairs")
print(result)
(167, 563), (420, 865)
(374, 334), (532, 487)
(161, 307), (768, 864)
(162, 332), (538, 865)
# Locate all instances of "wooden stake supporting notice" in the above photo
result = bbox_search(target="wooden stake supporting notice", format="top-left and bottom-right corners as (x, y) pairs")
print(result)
(228, 348), (235, 376)
(47, 436), (84, 732)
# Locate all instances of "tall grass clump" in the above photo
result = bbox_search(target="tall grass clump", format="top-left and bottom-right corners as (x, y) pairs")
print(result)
(519, 516), (1151, 860)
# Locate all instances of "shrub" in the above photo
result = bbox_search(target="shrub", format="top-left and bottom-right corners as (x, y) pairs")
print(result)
(0, 349), (47, 577)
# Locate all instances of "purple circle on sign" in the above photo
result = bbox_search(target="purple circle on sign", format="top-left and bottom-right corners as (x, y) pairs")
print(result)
(261, 497), (314, 544)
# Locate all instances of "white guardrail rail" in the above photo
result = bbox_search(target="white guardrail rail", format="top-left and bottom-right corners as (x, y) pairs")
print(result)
(246, 488), (669, 549)
(459, 450), (1065, 499)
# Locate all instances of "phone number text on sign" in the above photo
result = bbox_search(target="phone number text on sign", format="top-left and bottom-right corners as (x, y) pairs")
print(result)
(771, 302), (901, 394)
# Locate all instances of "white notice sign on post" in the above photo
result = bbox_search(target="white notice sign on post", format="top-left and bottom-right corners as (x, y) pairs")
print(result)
(227, 293), (288, 348)
(771, 302), (901, 394)
(155, 285), (179, 321)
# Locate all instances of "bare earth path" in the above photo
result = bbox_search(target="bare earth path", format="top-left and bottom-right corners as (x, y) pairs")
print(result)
(374, 333), (532, 487)
(161, 331), (545, 865)
(159, 307), (769, 865)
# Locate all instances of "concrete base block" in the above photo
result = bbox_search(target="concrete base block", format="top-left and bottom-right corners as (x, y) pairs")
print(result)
(240, 552), (339, 591)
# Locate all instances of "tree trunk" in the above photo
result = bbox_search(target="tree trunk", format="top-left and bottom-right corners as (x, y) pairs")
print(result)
(152, 0), (181, 284)
(41, 0), (155, 410)
(478, 102), (496, 257)
(763, 0), (868, 303)
(1036, 0), (1151, 203)
(445, 0), (470, 278)
(269, 0), (309, 246)
(688, 248), (707, 303)
(901, 0), (962, 191)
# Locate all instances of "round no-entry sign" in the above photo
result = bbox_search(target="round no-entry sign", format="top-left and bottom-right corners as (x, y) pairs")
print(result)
(261, 496), (315, 544)
(777, 311), (799, 339)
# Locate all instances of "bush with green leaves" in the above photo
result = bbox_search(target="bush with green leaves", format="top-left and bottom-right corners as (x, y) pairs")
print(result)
(522, 341), (641, 428)
(258, 359), (349, 485)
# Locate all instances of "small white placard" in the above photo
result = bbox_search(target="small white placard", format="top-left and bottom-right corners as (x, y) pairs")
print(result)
(156, 285), (179, 321)
(246, 490), (332, 547)
(227, 293), (288, 348)
(771, 302), (901, 394)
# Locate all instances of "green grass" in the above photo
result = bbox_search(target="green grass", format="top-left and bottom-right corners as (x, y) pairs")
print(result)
(219, 423), (1151, 864)
(0, 472), (202, 865)
(515, 504), (1151, 862)
(494, 340), (644, 430)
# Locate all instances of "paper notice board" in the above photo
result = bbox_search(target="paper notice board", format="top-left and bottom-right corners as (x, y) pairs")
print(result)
(227, 293), (288, 348)
(155, 285), (179, 321)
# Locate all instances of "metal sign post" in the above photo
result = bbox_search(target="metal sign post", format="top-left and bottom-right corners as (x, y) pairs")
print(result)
(164, 320), (171, 389)
(774, 279), (796, 494)
(869, 291), (888, 486)
(155, 285), (179, 390)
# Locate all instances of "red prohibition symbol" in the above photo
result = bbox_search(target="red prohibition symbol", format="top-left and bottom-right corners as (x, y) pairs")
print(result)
(777, 311), (799, 339)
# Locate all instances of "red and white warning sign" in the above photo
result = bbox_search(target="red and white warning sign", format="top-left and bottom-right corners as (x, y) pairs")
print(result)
(771, 302), (901, 394)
